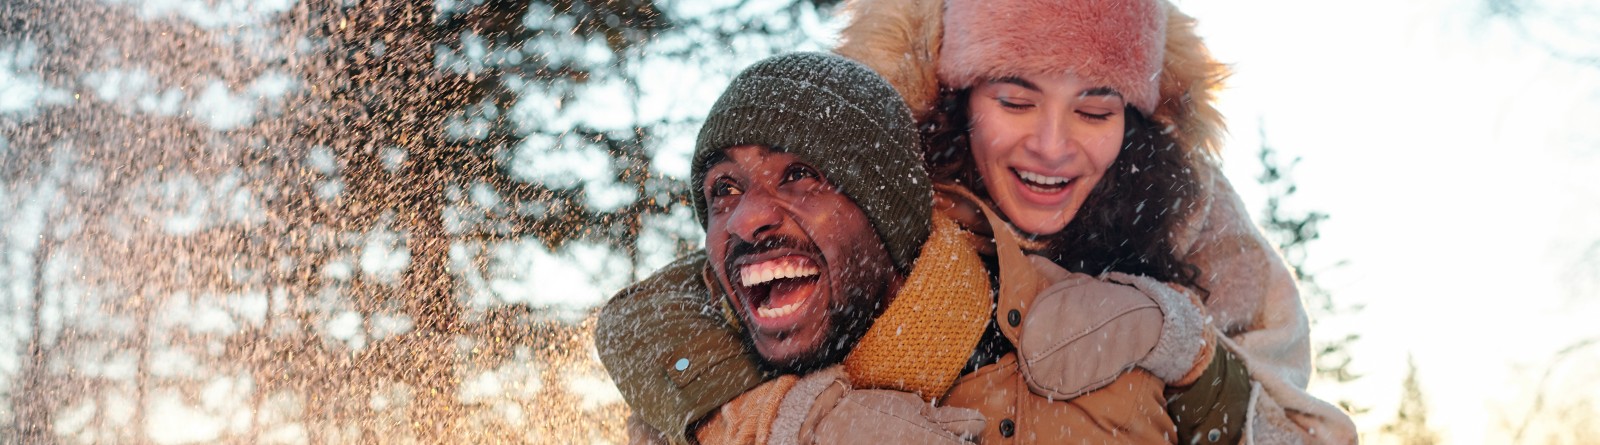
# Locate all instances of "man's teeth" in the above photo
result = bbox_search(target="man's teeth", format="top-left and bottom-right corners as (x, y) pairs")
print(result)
(739, 259), (818, 287)
(755, 300), (803, 319)
(739, 257), (817, 320)
(1017, 170), (1070, 186)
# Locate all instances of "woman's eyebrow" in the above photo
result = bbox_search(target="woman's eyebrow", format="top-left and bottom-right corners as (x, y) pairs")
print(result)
(990, 76), (1041, 92)
(1080, 86), (1122, 98)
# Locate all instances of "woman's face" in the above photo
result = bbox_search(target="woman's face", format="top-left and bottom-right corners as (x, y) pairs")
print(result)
(967, 72), (1126, 235)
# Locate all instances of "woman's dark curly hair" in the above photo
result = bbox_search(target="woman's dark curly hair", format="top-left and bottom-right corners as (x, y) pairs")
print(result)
(923, 87), (1208, 298)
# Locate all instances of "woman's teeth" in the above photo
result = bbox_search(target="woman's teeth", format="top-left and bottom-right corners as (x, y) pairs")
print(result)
(1017, 169), (1070, 185)
(1016, 169), (1071, 192)
(739, 258), (819, 287)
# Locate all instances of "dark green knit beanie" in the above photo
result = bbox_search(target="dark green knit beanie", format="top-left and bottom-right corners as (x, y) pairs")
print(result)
(692, 52), (931, 273)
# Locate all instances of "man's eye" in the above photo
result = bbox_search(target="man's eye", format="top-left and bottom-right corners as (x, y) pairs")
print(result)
(783, 165), (819, 183)
(711, 178), (742, 197)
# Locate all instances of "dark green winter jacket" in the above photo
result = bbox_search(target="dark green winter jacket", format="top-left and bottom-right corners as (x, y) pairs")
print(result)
(594, 252), (767, 444)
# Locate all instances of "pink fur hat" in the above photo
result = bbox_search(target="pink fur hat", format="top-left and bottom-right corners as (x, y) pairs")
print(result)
(939, 0), (1168, 116)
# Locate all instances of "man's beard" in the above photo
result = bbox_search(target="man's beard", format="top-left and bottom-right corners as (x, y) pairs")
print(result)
(747, 283), (882, 375)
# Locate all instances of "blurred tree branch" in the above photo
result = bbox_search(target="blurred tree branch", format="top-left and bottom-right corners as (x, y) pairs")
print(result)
(1482, 0), (1600, 69)
(1511, 338), (1600, 444)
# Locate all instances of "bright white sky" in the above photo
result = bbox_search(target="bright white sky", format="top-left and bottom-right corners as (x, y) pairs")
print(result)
(1178, 0), (1600, 442)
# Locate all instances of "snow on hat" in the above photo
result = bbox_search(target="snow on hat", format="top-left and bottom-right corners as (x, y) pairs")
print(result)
(939, 0), (1168, 116)
(692, 52), (932, 273)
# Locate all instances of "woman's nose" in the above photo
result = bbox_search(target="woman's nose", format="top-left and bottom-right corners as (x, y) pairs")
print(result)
(1025, 110), (1077, 164)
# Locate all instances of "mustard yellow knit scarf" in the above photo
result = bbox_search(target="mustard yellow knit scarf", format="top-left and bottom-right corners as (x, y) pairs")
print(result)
(841, 213), (993, 400)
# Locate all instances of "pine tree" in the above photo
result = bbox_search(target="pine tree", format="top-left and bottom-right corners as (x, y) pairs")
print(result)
(1256, 131), (1365, 414)
(1381, 355), (1440, 445)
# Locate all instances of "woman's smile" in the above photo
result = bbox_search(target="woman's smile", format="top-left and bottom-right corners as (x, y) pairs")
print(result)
(1012, 168), (1076, 199)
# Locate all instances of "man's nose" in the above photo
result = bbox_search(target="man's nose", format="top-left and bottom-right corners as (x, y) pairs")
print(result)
(726, 192), (783, 243)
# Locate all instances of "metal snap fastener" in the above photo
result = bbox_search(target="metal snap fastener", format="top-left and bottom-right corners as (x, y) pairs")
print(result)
(673, 358), (690, 372)
(1207, 428), (1221, 442)
(1007, 309), (1021, 327)
(999, 418), (1015, 438)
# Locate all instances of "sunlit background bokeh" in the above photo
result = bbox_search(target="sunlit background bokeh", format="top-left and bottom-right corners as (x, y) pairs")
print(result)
(1, 0), (1596, 443)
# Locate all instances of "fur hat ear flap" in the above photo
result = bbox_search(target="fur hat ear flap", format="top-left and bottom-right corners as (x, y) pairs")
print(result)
(938, 0), (1167, 116)
(1153, 2), (1231, 159)
(834, 0), (946, 121)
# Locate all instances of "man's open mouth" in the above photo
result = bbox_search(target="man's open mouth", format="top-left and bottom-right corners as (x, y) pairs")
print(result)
(735, 254), (821, 325)
(1014, 168), (1074, 194)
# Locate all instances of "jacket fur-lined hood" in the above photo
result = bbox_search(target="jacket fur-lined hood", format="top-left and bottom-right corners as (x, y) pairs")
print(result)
(833, 0), (1230, 159)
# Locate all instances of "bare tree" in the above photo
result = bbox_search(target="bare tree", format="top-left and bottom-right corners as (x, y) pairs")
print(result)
(11, 212), (60, 445)
(1504, 339), (1600, 445)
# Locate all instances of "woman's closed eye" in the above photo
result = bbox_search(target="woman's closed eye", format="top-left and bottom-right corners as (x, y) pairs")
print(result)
(1078, 109), (1115, 121)
(996, 96), (1035, 110)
